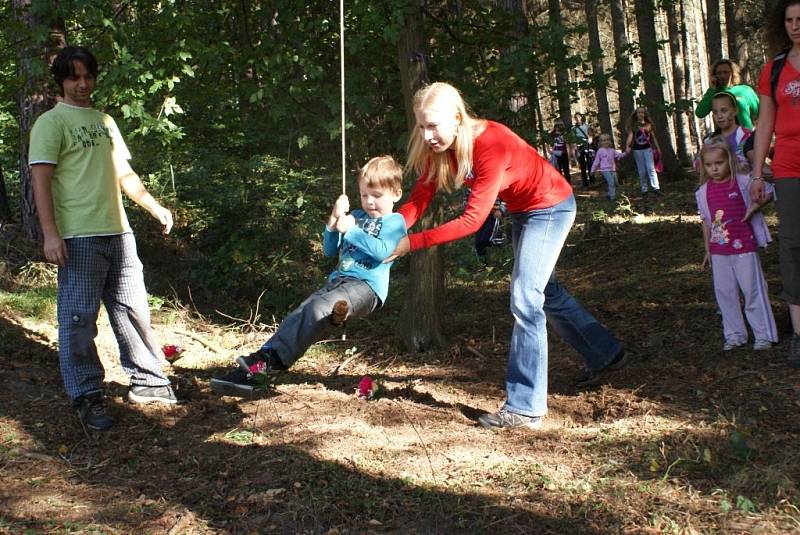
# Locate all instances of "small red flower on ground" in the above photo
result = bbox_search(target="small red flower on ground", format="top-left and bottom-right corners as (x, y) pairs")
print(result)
(162, 344), (183, 361)
(357, 375), (379, 400)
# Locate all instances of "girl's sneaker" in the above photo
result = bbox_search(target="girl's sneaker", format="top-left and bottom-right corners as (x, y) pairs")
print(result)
(723, 341), (745, 351)
(752, 339), (773, 351)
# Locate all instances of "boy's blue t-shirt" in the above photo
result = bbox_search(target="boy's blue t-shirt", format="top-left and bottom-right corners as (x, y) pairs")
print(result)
(322, 210), (407, 304)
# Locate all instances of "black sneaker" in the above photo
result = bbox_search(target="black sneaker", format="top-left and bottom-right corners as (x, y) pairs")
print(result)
(575, 349), (629, 389)
(330, 300), (349, 326)
(236, 348), (285, 375)
(210, 368), (265, 398)
(128, 385), (178, 404)
(789, 334), (800, 369)
(478, 408), (543, 430)
(74, 389), (114, 431)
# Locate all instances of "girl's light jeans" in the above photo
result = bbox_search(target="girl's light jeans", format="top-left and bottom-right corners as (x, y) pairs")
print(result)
(633, 148), (660, 193)
(504, 195), (576, 417)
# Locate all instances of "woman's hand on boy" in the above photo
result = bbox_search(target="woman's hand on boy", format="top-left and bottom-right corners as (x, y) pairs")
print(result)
(384, 236), (410, 263)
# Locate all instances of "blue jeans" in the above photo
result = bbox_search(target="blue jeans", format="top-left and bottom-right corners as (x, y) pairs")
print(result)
(544, 276), (623, 373)
(504, 195), (576, 417)
(633, 148), (660, 192)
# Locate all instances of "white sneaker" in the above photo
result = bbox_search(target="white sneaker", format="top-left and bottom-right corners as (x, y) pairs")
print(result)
(753, 339), (773, 351)
(723, 341), (745, 351)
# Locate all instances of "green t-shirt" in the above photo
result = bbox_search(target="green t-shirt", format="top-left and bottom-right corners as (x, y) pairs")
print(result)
(28, 102), (132, 238)
(695, 84), (760, 130)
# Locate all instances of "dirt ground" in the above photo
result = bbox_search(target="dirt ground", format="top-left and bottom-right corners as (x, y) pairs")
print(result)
(1, 177), (799, 534)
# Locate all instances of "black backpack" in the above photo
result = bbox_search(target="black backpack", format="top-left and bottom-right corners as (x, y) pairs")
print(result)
(770, 50), (790, 106)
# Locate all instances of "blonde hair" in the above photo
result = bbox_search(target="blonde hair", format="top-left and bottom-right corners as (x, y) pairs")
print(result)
(406, 82), (483, 193)
(359, 155), (403, 192)
(598, 133), (612, 144)
(698, 138), (738, 186)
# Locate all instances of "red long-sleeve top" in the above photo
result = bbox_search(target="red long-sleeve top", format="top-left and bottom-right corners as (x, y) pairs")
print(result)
(398, 121), (573, 251)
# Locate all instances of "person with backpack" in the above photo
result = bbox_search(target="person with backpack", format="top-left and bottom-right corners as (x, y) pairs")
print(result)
(695, 59), (760, 130)
(570, 113), (593, 188)
(750, 0), (800, 369)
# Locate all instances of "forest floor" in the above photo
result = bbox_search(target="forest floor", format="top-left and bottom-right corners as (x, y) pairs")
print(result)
(1, 173), (799, 534)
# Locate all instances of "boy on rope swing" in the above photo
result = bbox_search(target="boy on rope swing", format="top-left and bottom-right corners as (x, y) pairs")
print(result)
(211, 155), (407, 397)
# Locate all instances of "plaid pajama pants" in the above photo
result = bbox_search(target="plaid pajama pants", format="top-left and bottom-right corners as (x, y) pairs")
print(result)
(57, 233), (169, 400)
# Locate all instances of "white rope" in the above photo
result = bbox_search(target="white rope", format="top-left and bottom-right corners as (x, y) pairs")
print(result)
(339, 0), (346, 194)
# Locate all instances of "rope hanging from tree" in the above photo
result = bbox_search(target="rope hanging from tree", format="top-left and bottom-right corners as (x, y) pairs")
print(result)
(339, 0), (346, 195)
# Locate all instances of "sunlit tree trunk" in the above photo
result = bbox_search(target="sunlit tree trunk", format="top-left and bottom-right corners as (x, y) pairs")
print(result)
(397, 0), (444, 351)
(12, 0), (66, 241)
(585, 0), (613, 137)
(724, 0), (749, 83)
(705, 0), (722, 63)
(634, 0), (682, 176)
(548, 0), (572, 127)
(610, 0), (635, 144)
(681, 0), (702, 153)
(666, 0), (690, 164)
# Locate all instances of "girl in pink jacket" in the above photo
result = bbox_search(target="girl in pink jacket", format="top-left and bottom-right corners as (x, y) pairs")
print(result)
(590, 133), (627, 201)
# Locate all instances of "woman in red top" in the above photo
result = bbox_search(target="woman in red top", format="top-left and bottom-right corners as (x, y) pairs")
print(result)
(392, 83), (624, 429)
(751, 0), (800, 368)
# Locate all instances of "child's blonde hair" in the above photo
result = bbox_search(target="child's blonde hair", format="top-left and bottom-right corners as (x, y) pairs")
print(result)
(598, 133), (613, 145)
(359, 155), (403, 192)
(406, 82), (483, 193)
(698, 138), (738, 186)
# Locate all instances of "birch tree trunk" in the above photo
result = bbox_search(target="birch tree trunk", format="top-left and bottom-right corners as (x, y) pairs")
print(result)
(397, 0), (444, 351)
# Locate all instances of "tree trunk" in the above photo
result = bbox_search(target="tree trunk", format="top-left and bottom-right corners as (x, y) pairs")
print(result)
(705, 0), (722, 63)
(666, 0), (691, 164)
(610, 0), (635, 145)
(634, 0), (682, 177)
(681, 0), (702, 154)
(724, 0), (749, 83)
(13, 0), (65, 241)
(548, 0), (573, 127)
(0, 165), (12, 223)
(585, 0), (613, 137)
(397, 0), (444, 351)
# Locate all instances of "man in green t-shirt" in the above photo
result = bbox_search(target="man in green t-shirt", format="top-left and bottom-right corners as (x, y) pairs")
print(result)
(29, 46), (177, 431)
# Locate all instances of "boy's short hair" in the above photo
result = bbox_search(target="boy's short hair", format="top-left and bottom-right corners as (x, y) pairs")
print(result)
(359, 155), (403, 191)
(51, 46), (98, 91)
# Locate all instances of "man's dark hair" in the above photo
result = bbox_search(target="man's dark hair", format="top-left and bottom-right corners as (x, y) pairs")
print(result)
(51, 46), (98, 91)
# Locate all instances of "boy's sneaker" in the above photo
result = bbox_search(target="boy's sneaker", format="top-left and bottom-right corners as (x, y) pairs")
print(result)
(210, 368), (263, 398)
(789, 334), (800, 368)
(752, 339), (773, 351)
(236, 348), (286, 375)
(575, 349), (629, 389)
(74, 389), (114, 431)
(128, 385), (178, 404)
(330, 300), (349, 326)
(478, 408), (543, 430)
(723, 341), (745, 351)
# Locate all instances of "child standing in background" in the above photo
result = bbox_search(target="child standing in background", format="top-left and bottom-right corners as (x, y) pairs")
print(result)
(590, 133), (626, 201)
(549, 121), (571, 183)
(695, 140), (778, 351)
(625, 107), (661, 197)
